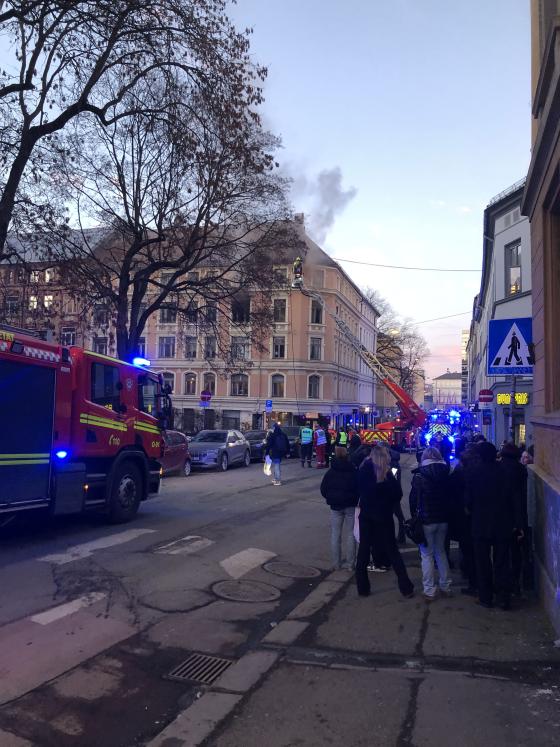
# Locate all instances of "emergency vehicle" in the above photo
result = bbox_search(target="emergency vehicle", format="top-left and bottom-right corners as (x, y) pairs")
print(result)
(0, 326), (171, 522)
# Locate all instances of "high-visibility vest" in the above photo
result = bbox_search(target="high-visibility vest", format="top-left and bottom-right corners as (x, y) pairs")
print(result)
(315, 429), (327, 445)
(338, 431), (348, 445)
(300, 427), (313, 445)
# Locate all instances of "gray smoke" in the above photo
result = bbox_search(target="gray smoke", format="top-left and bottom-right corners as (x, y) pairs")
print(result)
(290, 166), (357, 244)
(309, 167), (357, 243)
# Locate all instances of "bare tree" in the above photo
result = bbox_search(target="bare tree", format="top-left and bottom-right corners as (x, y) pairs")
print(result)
(364, 287), (429, 395)
(0, 0), (267, 255)
(44, 76), (296, 361)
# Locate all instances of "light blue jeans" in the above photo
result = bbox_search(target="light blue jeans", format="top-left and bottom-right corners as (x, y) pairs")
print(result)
(331, 508), (356, 569)
(272, 458), (281, 482)
(420, 522), (451, 596)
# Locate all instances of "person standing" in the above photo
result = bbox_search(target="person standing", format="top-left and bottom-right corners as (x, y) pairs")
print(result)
(314, 423), (327, 468)
(299, 422), (313, 467)
(336, 428), (349, 448)
(433, 432), (452, 464)
(265, 423), (290, 486)
(320, 446), (359, 570)
(355, 445), (414, 599)
(499, 442), (530, 595)
(409, 447), (452, 599)
(466, 442), (524, 610)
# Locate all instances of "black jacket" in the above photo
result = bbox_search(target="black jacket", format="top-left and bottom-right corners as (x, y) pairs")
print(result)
(409, 461), (450, 525)
(265, 427), (289, 459)
(465, 460), (524, 540)
(357, 459), (402, 522)
(499, 454), (528, 528)
(320, 458), (360, 510)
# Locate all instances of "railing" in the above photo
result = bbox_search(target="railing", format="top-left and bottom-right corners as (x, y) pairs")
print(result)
(487, 178), (526, 207)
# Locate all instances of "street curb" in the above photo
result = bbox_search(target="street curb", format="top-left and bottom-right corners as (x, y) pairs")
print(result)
(146, 692), (242, 747)
(262, 620), (310, 645)
(212, 650), (279, 693)
(287, 580), (344, 620)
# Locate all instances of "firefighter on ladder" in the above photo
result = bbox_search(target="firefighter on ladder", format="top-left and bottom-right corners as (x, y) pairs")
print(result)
(291, 256), (304, 288)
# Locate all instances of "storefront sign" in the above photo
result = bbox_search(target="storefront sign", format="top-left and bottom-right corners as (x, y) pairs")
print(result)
(496, 392), (529, 406)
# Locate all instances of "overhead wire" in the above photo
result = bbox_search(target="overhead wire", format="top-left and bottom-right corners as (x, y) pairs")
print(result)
(331, 257), (479, 272)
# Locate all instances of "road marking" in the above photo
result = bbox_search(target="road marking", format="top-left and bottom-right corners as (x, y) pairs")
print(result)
(220, 548), (276, 579)
(30, 592), (107, 625)
(38, 529), (157, 565)
(154, 535), (214, 555)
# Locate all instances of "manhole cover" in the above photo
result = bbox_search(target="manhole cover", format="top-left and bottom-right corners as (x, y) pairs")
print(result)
(263, 561), (321, 579)
(166, 653), (233, 684)
(212, 580), (281, 602)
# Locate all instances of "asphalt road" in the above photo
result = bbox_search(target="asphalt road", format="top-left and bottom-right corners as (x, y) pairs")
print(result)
(0, 456), (339, 746)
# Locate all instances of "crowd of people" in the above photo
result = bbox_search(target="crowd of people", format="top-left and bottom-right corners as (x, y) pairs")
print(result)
(316, 426), (531, 610)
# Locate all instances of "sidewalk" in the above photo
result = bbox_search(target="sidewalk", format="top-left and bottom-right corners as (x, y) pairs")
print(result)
(149, 554), (560, 747)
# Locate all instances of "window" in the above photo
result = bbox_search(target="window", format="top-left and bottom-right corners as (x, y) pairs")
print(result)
(6, 295), (19, 315)
(60, 327), (76, 346)
(29, 295), (38, 310)
(203, 372), (216, 395)
(311, 270), (324, 288)
(273, 336), (285, 359)
(271, 374), (285, 398)
(93, 337), (108, 355)
(205, 336), (217, 358)
(505, 241), (522, 296)
(45, 268), (55, 283)
(161, 372), (175, 393)
(160, 305), (177, 324)
(311, 299), (323, 324)
(158, 336), (176, 358)
(185, 301), (197, 324)
(93, 306), (108, 326)
(31, 270), (41, 284)
(203, 303), (217, 323)
(273, 298), (286, 322)
(232, 296), (250, 323)
(308, 375), (320, 399)
(63, 296), (78, 314)
(222, 410), (240, 430)
(274, 267), (288, 283)
(91, 362), (120, 411)
(43, 294), (54, 309)
(137, 337), (146, 357)
(231, 336), (249, 360)
(184, 372), (197, 395)
(185, 336), (197, 359)
(310, 337), (322, 360)
(230, 373), (248, 396)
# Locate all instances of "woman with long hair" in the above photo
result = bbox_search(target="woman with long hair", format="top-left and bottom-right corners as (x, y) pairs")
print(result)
(355, 445), (414, 598)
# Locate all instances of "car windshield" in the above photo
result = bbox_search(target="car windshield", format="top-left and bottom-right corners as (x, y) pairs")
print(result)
(191, 430), (227, 443)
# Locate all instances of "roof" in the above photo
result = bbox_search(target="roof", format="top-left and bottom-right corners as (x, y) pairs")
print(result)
(433, 371), (462, 380)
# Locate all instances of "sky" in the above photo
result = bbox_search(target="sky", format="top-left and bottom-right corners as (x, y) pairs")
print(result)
(230, 0), (532, 380)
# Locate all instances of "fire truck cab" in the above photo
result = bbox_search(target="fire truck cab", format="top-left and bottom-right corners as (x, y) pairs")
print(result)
(0, 327), (170, 522)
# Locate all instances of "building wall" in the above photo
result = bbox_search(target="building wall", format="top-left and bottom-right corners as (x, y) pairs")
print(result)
(145, 256), (379, 431)
(467, 184), (533, 447)
(522, 4), (560, 634)
(432, 375), (462, 407)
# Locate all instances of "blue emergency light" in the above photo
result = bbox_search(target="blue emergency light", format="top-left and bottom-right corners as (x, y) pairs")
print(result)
(55, 450), (69, 459)
(132, 357), (151, 367)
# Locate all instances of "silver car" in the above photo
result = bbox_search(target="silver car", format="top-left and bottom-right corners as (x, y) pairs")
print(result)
(188, 429), (251, 472)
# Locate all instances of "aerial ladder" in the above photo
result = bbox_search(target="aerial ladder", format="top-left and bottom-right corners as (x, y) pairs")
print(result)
(291, 258), (426, 443)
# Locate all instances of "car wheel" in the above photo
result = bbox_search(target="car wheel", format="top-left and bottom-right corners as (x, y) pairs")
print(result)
(183, 459), (191, 477)
(108, 461), (142, 523)
(219, 453), (229, 472)
(243, 450), (251, 467)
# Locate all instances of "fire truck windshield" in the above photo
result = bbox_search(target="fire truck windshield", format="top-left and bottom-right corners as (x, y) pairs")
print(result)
(139, 375), (161, 416)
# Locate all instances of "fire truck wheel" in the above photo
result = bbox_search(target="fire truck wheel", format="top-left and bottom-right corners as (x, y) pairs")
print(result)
(219, 453), (229, 472)
(243, 450), (251, 467)
(108, 461), (142, 523)
(183, 459), (192, 477)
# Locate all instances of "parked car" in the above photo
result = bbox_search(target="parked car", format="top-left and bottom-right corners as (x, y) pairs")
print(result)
(161, 430), (192, 476)
(281, 426), (302, 458)
(243, 430), (267, 461)
(188, 429), (251, 471)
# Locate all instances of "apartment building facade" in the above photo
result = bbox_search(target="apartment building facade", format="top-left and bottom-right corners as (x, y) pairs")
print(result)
(521, 1), (560, 633)
(146, 236), (379, 432)
(432, 371), (462, 408)
(467, 180), (533, 448)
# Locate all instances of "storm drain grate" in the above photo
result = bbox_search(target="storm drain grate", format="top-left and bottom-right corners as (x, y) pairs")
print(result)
(166, 653), (234, 685)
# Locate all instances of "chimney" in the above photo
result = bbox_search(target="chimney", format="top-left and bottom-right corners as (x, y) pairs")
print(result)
(294, 212), (305, 224)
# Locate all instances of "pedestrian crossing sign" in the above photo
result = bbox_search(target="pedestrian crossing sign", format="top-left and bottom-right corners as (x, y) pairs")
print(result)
(487, 317), (534, 376)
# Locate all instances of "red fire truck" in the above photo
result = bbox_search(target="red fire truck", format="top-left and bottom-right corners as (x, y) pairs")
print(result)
(0, 326), (171, 522)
